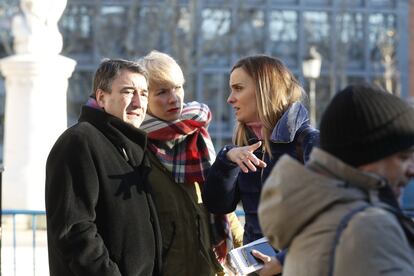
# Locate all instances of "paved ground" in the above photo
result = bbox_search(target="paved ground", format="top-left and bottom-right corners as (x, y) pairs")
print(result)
(0, 208), (245, 276)
(1, 221), (49, 276)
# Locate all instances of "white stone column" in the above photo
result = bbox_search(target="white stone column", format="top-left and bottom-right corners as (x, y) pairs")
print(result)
(0, 0), (76, 210)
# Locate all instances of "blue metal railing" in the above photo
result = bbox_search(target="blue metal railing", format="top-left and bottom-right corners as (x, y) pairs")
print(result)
(1, 209), (46, 276)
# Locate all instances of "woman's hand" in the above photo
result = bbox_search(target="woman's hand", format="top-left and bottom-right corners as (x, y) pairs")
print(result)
(226, 141), (267, 173)
(251, 250), (282, 276)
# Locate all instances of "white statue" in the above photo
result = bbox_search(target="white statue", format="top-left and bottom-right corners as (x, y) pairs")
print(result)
(11, 0), (67, 55)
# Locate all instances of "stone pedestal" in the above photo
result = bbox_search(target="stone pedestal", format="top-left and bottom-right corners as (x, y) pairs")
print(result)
(0, 54), (76, 210)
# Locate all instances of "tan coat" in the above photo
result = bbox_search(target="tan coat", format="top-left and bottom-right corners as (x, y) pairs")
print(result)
(259, 148), (414, 276)
(227, 211), (244, 248)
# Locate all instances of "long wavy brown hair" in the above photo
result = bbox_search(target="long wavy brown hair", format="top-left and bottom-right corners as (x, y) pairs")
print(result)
(231, 55), (304, 156)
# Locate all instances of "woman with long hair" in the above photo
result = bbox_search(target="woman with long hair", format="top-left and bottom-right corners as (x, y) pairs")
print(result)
(202, 55), (320, 275)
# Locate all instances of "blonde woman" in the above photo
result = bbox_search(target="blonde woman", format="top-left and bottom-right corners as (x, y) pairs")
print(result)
(139, 51), (243, 276)
(202, 55), (320, 275)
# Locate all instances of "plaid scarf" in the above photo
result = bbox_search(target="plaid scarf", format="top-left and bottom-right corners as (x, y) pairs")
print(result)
(141, 101), (233, 263)
(85, 97), (101, 109)
(140, 101), (216, 184)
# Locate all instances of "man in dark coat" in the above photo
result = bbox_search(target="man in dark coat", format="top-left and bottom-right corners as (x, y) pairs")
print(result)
(45, 59), (162, 276)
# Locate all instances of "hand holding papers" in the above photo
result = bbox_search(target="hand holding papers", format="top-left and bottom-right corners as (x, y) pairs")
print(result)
(227, 237), (277, 275)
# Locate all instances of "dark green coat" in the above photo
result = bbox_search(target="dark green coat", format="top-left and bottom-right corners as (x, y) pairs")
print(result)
(146, 151), (221, 276)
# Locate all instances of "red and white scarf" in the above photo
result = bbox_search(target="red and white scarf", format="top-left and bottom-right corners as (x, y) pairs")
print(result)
(141, 101), (232, 263)
(140, 101), (216, 184)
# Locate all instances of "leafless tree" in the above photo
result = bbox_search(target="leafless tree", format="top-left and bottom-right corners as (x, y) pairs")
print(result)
(0, 0), (20, 58)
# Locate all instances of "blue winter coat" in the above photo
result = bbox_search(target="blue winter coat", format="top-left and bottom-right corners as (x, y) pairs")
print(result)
(202, 102), (320, 244)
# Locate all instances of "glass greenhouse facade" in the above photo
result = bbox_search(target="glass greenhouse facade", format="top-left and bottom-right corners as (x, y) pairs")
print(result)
(0, 0), (410, 151)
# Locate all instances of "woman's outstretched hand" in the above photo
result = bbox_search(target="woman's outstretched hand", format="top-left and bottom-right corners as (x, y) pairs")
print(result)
(226, 141), (267, 173)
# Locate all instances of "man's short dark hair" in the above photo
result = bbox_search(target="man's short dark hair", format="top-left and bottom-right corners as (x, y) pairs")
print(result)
(91, 58), (148, 98)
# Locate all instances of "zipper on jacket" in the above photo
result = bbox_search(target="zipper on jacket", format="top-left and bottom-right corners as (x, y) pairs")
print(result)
(260, 146), (266, 183)
(196, 214), (202, 248)
(120, 147), (129, 162)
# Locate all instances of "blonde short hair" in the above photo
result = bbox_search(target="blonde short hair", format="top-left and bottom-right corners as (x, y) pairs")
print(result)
(138, 50), (185, 90)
